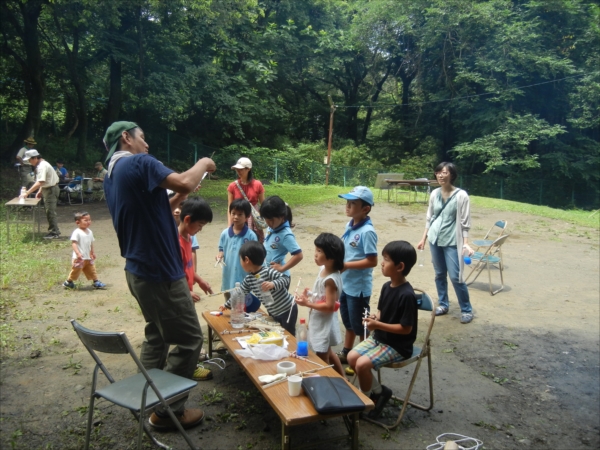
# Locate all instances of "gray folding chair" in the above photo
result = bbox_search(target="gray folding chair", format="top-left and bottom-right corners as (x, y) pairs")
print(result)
(465, 234), (509, 295)
(70, 319), (199, 450)
(362, 288), (436, 431)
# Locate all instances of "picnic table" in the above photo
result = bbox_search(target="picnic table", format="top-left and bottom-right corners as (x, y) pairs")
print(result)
(4, 197), (43, 243)
(385, 179), (440, 204)
(202, 310), (374, 450)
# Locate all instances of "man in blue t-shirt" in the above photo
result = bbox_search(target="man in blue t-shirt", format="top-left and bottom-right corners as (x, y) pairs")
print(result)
(103, 121), (215, 431)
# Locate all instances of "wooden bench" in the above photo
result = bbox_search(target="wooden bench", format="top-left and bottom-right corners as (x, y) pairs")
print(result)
(202, 311), (374, 450)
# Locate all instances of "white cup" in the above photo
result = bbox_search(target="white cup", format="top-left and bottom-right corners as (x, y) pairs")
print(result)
(288, 375), (302, 397)
(277, 361), (296, 376)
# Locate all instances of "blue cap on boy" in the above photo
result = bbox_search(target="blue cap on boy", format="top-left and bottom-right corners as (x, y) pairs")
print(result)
(338, 186), (374, 206)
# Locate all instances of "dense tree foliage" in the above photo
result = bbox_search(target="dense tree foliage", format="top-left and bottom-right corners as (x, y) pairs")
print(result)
(1, 0), (598, 206)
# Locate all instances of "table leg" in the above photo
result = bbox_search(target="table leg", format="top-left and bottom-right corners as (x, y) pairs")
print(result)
(6, 209), (9, 244)
(281, 421), (290, 450)
(207, 326), (213, 358)
(351, 413), (359, 450)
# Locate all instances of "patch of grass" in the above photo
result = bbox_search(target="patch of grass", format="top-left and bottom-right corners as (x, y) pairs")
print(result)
(470, 196), (600, 229)
(473, 420), (498, 430)
(194, 179), (353, 208)
(202, 388), (224, 405)
(62, 356), (82, 374)
(503, 341), (519, 350)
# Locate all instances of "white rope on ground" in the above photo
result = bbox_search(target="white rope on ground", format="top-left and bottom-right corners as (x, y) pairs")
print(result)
(426, 433), (483, 450)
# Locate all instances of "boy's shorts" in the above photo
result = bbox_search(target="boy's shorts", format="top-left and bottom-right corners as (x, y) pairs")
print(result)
(352, 336), (405, 371)
(339, 291), (370, 334)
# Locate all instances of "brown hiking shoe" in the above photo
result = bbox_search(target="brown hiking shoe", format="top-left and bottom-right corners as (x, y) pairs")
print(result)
(149, 408), (204, 430)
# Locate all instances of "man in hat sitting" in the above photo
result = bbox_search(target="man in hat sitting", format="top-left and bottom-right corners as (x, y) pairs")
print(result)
(15, 137), (37, 188)
(86, 161), (108, 193)
(21, 149), (61, 239)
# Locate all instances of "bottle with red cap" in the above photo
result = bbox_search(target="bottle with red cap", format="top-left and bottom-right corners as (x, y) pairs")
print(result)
(296, 318), (308, 356)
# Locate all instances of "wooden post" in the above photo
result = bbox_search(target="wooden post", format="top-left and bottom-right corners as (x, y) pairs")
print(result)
(325, 96), (336, 186)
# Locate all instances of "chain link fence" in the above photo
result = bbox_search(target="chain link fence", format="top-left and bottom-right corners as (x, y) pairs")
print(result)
(150, 131), (598, 209)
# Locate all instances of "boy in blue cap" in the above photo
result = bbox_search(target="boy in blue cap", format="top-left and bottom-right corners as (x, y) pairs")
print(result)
(336, 186), (378, 374)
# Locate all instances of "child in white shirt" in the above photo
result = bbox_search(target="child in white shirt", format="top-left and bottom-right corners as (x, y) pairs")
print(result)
(295, 233), (345, 375)
(63, 212), (106, 289)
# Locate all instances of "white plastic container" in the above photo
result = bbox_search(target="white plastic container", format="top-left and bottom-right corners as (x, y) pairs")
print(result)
(255, 274), (274, 307)
(19, 187), (27, 204)
(230, 282), (245, 329)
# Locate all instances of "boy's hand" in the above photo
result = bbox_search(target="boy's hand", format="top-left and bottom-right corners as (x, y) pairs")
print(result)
(219, 304), (227, 311)
(261, 281), (274, 292)
(269, 261), (283, 272)
(197, 278), (213, 295)
(363, 316), (378, 331)
(215, 252), (224, 261)
(191, 292), (201, 303)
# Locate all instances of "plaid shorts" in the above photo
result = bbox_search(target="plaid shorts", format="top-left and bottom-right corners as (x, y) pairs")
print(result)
(352, 336), (405, 371)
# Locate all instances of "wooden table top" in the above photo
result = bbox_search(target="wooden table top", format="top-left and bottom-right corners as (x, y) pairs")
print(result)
(5, 197), (42, 207)
(202, 310), (374, 426)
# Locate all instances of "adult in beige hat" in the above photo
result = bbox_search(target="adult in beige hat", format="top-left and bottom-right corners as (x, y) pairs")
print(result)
(15, 137), (37, 187)
(227, 157), (266, 242)
(22, 150), (61, 239)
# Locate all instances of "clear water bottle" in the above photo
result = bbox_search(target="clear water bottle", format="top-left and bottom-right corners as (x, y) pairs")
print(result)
(418, 249), (424, 267)
(19, 186), (27, 204)
(230, 282), (245, 329)
(255, 274), (274, 307)
(296, 318), (308, 356)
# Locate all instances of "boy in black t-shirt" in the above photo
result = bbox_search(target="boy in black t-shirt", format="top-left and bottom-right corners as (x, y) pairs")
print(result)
(347, 240), (418, 419)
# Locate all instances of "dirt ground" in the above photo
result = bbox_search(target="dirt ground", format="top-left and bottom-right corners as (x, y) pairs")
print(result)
(0, 193), (598, 450)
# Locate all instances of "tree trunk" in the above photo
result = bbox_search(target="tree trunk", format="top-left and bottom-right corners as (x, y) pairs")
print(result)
(1, 0), (46, 159)
(105, 56), (122, 127)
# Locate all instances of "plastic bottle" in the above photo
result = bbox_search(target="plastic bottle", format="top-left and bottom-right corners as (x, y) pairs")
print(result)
(296, 318), (308, 356)
(230, 282), (245, 329)
(463, 247), (471, 265)
(418, 249), (424, 267)
(19, 187), (27, 204)
(255, 274), (274, 307)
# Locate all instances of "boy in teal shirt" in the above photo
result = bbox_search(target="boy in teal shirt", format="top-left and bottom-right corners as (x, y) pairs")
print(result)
(336, 187), (378, 371)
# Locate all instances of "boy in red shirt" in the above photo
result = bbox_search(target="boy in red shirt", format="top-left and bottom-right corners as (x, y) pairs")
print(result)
(178, 197), (213, 302)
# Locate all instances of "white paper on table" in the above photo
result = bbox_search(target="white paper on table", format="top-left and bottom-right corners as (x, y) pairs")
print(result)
(235, 336), (288, 349)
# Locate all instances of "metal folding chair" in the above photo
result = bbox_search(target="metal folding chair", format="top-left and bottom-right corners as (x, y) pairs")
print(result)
(362, 288), (436, 431)
(465, 234), (509, 295)
(62, 179), (84, 205)
(70, 319), (199, 450)
(472, 220), (508, 249)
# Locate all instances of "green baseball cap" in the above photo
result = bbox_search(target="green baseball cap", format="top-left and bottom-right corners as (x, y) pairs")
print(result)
(103, 121), (138, 164)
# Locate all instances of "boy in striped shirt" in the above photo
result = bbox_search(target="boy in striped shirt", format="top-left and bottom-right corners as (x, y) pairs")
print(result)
(223, 240), (297, 335)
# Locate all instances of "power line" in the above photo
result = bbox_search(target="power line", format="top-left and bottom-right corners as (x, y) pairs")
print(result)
(333, 73), (591, 109)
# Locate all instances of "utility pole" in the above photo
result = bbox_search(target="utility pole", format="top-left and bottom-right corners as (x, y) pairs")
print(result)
(325, 95), (336, 186)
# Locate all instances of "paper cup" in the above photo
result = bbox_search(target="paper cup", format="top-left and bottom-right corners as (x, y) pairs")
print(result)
(277, 361), (296, 376)
(288, 375), (302, 397)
